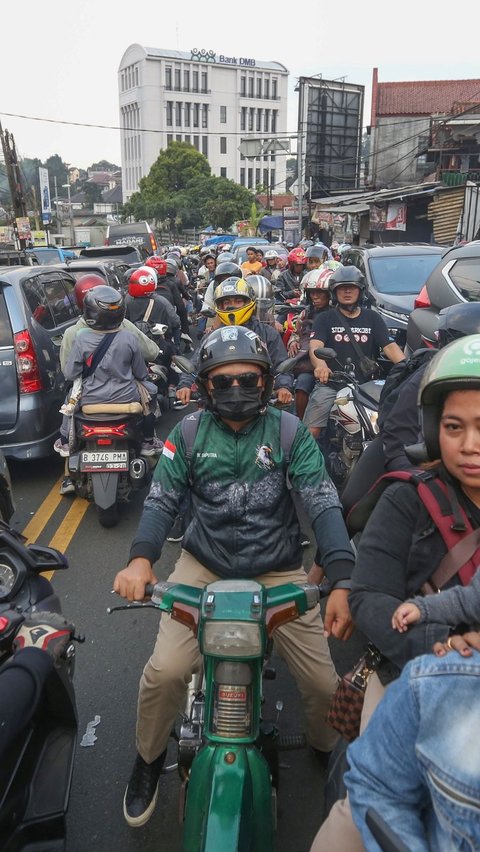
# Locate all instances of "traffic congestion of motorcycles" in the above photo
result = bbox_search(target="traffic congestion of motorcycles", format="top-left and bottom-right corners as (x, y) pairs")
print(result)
(1, 229), (480, 852)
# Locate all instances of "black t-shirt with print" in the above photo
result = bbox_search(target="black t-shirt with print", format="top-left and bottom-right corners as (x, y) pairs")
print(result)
(311, 307), (392, 370)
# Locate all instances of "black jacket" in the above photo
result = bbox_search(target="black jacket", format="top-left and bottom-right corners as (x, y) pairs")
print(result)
(350, 478), (480, 683)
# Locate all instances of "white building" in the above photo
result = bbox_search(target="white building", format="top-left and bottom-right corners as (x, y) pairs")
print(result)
(118, 44), (289, 203)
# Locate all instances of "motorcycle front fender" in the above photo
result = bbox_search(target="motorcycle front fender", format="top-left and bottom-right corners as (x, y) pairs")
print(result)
(182, 744), (274, 852)
(91, 472), (119, 510)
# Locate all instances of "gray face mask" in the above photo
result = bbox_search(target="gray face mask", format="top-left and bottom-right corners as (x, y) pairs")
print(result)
(211, 386), (263, 422)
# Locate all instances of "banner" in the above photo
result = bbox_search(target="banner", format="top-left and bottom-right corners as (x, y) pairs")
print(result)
(0, 226), (13, 244)
(16, 217), (31, 241)
(38, 167), (52, 224)
(385, 202), (407, 231)
(32, 230), (47, 246)
(370, 202), (387, 231)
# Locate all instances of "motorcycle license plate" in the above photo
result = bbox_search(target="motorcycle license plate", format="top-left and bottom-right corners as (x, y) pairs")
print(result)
(80, 450), (129, 471)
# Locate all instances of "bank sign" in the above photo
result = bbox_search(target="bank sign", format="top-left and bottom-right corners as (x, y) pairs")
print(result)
(190, 48), (255, 67)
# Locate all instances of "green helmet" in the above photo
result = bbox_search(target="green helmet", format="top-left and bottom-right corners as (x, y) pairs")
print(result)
(419, 334), (480, 459)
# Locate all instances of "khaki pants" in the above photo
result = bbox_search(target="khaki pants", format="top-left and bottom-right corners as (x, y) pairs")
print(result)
(309, 672), (386, 852)
(137, 550), (340, 762)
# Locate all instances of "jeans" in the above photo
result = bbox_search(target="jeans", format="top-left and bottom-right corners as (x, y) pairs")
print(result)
(345, 651), (480, 851)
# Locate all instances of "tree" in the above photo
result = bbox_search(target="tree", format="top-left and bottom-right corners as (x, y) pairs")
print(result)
(83, 182), (104, 207)
(89, 159), (120, 172)
(146, 141), (211, 194)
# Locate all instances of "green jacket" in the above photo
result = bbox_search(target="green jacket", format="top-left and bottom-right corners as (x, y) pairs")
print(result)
(60, 317), (159, 372)
(130, 407), (354, 582)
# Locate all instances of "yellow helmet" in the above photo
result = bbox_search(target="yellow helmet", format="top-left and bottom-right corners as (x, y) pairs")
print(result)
(214, 277), (256, 326)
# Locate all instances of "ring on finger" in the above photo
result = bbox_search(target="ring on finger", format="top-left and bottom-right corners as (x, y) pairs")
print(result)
(446, 636), (454, 650)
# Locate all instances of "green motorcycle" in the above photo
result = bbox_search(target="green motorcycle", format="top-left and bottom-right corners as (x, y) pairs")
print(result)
(115, 577), (322, 851)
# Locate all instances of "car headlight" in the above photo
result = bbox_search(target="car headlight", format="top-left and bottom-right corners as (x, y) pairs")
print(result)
(202, 621), (262, 657)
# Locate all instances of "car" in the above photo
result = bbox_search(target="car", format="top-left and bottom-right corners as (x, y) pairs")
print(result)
(406, 242), (480, 352)
(58, 259), (128, 293)
(105, 220), (158, 256)
(26, 246), (78, 265)
(78, 244), (150, 265)
(0, 265), (81, 460)
(230, 238), (271, 266)
(342, 243), (445, 349)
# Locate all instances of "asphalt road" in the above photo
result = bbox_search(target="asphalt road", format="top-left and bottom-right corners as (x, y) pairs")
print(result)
(7, 405), (365, 852)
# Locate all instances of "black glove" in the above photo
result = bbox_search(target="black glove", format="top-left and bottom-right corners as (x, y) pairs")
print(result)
(13, 611), (74, 660)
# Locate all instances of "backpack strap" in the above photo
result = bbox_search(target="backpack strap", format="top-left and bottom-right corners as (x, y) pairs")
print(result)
(180, 409), (205, 483)
(142, 299), (155, 323)
(83, 332), (118, 379)
(279, 410), (300, 462)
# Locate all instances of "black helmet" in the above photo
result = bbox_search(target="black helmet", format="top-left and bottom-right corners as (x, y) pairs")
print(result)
(165, 258), (178, 276)
(418, 334), (480, 459)
(328, 266), (366, 306)
(83, 285), (125, 330)
(437, 303), (480, 349)
(197, 325), (274, 409)
(306, 244), (328, 261)
(214, 261), (242, 283)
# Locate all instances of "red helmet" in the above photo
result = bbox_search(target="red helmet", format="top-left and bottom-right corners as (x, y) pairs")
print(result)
(146, 256), (167, 277)
(128, 266), (157, 297)
(73, 273), (106, 310)
(287, 247), (307, 267)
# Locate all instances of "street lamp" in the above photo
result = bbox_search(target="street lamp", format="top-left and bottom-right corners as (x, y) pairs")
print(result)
(62, 183), (75, 246)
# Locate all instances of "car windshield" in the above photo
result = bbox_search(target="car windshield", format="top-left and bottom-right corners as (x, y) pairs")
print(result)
(29, 249), (61, 265)
(368, 255), (442, 295)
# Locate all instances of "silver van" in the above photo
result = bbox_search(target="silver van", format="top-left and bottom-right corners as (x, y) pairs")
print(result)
(105, 221), (158, 255)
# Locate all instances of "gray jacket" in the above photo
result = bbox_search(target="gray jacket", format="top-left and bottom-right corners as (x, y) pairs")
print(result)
(410, 568), (480, 627)
(63, 327), (154, 405)
(60, 317), (159, 372)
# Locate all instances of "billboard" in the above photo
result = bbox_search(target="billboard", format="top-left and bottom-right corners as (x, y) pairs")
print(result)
(38, 167), (51, 224)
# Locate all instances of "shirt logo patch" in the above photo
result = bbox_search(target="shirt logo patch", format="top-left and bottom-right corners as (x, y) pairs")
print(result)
(255, 444), (275, 471)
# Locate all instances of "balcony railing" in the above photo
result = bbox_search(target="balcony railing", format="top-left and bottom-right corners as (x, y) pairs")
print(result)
(440, 169), (480, 186)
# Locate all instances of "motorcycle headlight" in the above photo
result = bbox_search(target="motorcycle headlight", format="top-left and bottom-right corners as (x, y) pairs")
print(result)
(202, 622), (262, 657)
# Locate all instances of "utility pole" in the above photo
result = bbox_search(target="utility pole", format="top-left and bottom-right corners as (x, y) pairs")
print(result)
(297, 78), (306, 242)
(0, 122), (29, 248)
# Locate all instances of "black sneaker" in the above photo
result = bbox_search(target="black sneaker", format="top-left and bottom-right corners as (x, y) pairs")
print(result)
(167, 515), (185, 542)
(123, 751), (165, 828)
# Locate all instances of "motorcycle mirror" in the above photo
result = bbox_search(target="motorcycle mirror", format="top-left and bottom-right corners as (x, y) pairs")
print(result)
(404, 442), (430, 465)
(276, 350), (309, 374)
(200, 308), (216, 318)
(314, 347), (338, 360)
(173, 355), (195, 374)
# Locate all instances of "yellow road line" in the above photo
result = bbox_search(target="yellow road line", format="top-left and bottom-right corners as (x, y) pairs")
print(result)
(22, 477), (65, 544)
(42, 497), (90, 581)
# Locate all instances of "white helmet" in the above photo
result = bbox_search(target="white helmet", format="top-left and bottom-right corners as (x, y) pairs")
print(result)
(264, 249), (279, 260)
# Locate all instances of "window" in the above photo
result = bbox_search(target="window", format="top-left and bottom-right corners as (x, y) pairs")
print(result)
(184, 69), (190, 91)
(175, 102), (182, 126)
(202, 104), (208, 129)
(264, 109), (270, 132)
(184, 102), (191, 127)
(248, 168), (253, 189)
(264, 78), (270, 99)
(272, 79), (278, 99)
(193, 135), (200, 151)
(220, 105), (227, 123)
(256, 109), (262, 132)
(185, 135), (191, 144)
(270, 169), (275, 189)
(220, 167), (227, 178)
(174, 68), (181, 90)
(263, 169), (269, 187)
(240, 168), (245, 186)
(255, 168), (260, 186)
(166, 102), (173, 127)
(167, 134), (173, 145)
(248, 77), (254, 97)
(201, 71), (208, 93)
(256, 78), (262, 98)
(202, 136), (208, 157)
(220, 137), (227, 154)
(23, 274), (80, 330)
(165, 67), (172, 90)
(272, 110), (277, 133)
(240, 76), (246, 96)
(248, 108), (254, 132)
(193, 71), (199, 92)
(176, 134), (182, 142)
(193, 103), (199, 127)
(450, 257), (480, 301)
(241, 107), (247, 132)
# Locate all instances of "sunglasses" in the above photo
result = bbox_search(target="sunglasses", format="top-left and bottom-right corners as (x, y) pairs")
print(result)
(209, 372), (262, 390)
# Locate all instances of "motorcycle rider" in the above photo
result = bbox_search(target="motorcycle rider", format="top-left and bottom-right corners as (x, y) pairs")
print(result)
(124, 266), (180, 344)
(275, 247), (307, 300)
(61, 286), (162, 458)
(264, 248), (280, 281)
(240, 246), (264, 277)
(147, 257), (191, 345)
(114, 325), (355, 828)
(304, 266), (405, 443)
(287, 268), (333, 419)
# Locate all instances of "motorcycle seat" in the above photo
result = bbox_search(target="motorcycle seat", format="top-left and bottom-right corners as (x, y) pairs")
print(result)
(81, 402), (143, 415)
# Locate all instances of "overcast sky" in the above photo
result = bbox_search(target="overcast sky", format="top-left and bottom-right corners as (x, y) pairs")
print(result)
(2, 0), (478, 172)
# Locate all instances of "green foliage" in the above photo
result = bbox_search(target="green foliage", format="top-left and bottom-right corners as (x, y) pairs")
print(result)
(123, 141), (254, 231)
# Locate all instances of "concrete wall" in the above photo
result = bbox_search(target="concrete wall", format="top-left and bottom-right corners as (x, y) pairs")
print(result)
(370, 116), (431, 188)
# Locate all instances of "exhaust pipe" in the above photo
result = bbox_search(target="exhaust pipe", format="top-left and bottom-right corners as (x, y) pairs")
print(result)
(130, 457), (147, 480)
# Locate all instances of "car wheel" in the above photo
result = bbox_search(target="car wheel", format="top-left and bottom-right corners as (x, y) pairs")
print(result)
(96, 504), (119, 528)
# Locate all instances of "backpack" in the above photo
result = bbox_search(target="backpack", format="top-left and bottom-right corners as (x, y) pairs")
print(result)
(377, 348), (437, 431)
(346, 468), (480, 588)
(180, 409), (300, 484)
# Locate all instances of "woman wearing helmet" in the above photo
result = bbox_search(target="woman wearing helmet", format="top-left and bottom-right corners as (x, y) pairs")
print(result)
(264, 248), (280, 282)
(125, 266), (180, 344)
(58, 286), (162, 460)
(175, 277), (294, 407)
(287, 268), (333, 419)
(305, 244), (330, 271)
(312, 334), (480, 851)
(275, 247), (307, 300)
(115, 325), (356, 829)
(304, 265), (405, 444)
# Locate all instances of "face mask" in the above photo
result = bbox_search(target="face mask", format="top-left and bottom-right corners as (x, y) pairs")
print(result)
(211, 386), (262, 421)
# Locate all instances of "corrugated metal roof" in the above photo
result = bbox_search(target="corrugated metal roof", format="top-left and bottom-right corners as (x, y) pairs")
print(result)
(428, 187), (465, 243)
(377, 79), (480, 116)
